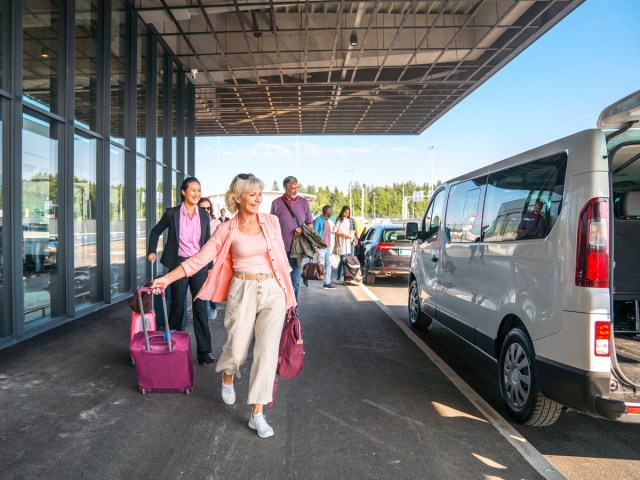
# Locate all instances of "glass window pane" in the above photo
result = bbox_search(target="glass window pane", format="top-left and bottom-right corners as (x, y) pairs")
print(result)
(110, 145), (127, 295)
(155, 162), (164, 259)
(22, 113), (63, 323)
(110, 2), (127, 145)
(156, 47), (165, 164)
(482, 153), (568, 242)
(136, 20), (150, 155)
(75, 0), (100, 130)
(0, 5), (5, 89)
(73, 131), (100, 308)
(0, 101), (8, 337)
(136, 155), (147, 285)
(445, 179), (485, 243)
(23, 0), (64, 113)
(171, 65), (178, 170)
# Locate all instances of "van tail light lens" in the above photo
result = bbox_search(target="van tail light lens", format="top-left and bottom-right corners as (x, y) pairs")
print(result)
(376, 243), (394, 252)
(575, 198), (609, 288)
(628, 406), (640, 415)
(594, 321), (610, 357)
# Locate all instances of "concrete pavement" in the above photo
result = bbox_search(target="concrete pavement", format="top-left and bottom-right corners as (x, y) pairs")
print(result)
(0, 279), (544, 479)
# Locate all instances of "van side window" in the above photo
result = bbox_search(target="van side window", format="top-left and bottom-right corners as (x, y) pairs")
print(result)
(445, 178), (486, 243)
(482, 153), (567, 242)
(423, 190), (445, 242)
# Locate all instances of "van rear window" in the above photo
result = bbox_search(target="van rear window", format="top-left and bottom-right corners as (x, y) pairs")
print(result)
(482, 153), (567, 242)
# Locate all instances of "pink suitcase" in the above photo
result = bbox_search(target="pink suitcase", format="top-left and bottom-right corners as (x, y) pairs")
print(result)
(130, 311), (156, 345)
(131, 287), (194, 394)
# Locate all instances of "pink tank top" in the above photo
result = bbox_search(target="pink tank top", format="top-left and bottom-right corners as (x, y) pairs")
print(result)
(231, 230), (272, 273)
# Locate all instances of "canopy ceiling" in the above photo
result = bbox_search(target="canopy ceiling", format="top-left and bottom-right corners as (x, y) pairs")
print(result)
(137, 0), (583, 135)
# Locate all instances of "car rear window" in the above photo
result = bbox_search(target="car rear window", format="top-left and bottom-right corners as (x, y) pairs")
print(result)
(383, 229), (406, 242)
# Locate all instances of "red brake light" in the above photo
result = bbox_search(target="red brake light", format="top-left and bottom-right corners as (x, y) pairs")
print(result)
(575, 198), (609, 288)
(376, 243), (394, 252)
(594, 321), (610, 357)
(628, 406), (640, 415)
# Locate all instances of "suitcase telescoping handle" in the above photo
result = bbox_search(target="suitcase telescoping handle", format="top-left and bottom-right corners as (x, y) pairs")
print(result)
(137, 286), (173, 353)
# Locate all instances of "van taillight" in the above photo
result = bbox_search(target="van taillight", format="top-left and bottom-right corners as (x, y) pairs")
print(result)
(376, 243), (394, 252)
(594, 321), (610, 357)
(575, 198), (609, 288)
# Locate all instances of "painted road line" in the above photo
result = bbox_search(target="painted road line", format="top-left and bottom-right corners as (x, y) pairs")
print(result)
(358, 283), (565, 480)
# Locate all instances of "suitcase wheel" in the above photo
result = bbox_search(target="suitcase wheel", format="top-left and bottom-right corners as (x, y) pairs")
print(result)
(185, 389), (191, 395)
(141, 388), (146, 395)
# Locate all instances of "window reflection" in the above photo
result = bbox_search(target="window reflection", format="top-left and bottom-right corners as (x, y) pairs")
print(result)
(110, 2), (127, 145)
(23, 0), (63, 113)
(155, 162), (164, 262)
(0, 102), (8, 337)
(156, 48), (166, 163)
(110, 146), (127, 295)
(73, 131), (100, 308)
(22, 113), (63, 323)
(74, 0), (100, 130)
(136, 155), (147, 285)
(136, 20), (150, 155)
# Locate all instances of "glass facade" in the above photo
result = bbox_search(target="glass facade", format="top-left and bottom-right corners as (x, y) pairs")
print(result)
(0, 1), (194, 348)
(22, 113), (64, 323)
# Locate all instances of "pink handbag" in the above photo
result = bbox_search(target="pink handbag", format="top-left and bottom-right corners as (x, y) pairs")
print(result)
(269, 308), (304, 411)
(277, 308), (304, 378)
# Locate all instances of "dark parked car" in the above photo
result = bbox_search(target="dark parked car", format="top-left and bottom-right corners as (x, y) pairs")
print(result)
(356, 224), (413, 285)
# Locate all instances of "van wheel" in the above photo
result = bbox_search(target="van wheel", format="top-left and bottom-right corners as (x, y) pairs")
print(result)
(499, 328), (562, 426)
(408, 280), (432, 329)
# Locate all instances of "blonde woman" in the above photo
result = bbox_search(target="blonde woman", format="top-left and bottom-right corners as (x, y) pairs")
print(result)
(151, 174), (295, 438)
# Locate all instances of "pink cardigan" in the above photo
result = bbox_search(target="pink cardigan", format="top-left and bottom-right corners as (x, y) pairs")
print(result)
(181, 212), (296, 309)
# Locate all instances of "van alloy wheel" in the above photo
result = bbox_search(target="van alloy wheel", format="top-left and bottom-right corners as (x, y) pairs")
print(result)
(499, 328), (562, 426)
(408, 280), (432, 329)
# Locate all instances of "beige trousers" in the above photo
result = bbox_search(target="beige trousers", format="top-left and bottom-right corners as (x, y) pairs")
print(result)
(215, 276), (286, 404)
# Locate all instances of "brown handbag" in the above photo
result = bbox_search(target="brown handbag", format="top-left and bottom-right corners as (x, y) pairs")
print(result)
(302, 255), (325, 281)
(128, 280), (153, 313)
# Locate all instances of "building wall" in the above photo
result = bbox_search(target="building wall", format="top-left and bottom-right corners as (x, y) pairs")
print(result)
(0, 0), (195, 349)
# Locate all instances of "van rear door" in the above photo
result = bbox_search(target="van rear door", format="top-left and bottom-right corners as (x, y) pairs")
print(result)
(599, 90), (640, 392)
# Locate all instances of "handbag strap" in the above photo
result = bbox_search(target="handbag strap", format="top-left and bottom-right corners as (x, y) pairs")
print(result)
(282, 198), (301, 226)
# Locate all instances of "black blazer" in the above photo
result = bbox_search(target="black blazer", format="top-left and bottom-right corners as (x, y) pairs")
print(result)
(147, 205), (212, 270)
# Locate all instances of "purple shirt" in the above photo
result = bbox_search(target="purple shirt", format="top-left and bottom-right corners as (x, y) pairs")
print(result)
(178, 203), (202, 257)
(270, 195), (313, 252)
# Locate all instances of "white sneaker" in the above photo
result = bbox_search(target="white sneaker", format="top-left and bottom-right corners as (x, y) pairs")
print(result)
(221, 379), (235, 405)
(210, 306), (218, 321)
(248, 413), (274, 438)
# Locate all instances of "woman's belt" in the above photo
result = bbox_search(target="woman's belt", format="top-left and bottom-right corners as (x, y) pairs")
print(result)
(233, 272), (274, 281)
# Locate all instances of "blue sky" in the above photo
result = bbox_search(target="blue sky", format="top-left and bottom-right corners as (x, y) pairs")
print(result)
(195, 0), (640, 196)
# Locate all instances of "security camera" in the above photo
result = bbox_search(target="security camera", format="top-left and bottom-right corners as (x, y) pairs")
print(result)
(190, 69), (198, 81)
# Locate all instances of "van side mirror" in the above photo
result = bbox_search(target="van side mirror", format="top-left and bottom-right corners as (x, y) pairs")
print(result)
(406, 222), (419, 241)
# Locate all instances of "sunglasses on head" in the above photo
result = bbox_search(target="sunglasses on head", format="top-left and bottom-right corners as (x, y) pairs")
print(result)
(236, 173), (255, 180)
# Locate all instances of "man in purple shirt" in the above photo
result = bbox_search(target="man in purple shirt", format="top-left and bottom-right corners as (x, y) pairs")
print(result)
(270, 176), (313, 302)
(147, 177), (215, 365)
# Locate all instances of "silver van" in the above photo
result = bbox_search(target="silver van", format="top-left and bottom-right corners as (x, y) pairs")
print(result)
(406, 91), (640, 426)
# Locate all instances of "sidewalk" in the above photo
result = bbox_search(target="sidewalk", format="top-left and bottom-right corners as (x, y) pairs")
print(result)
(0, 280), (542, 479)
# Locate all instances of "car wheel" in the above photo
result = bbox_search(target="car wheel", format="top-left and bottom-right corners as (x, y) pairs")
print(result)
(499, 328), (562, 426)
(408, 280), (432, 329)
(364, 268), (376, 285)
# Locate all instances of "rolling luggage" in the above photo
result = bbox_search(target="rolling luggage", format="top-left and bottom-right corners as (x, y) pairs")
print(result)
(129, 262), (158, 363)
(131, 287), (194, 394)
(343, 255), (362, 285)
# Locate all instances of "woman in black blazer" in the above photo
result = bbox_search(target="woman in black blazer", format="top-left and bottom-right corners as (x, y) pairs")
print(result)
(147, 177), (215, 365)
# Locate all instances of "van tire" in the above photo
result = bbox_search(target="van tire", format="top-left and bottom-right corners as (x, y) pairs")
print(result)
(408, 280), (432, 329)
(499, 328), (562, 426)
